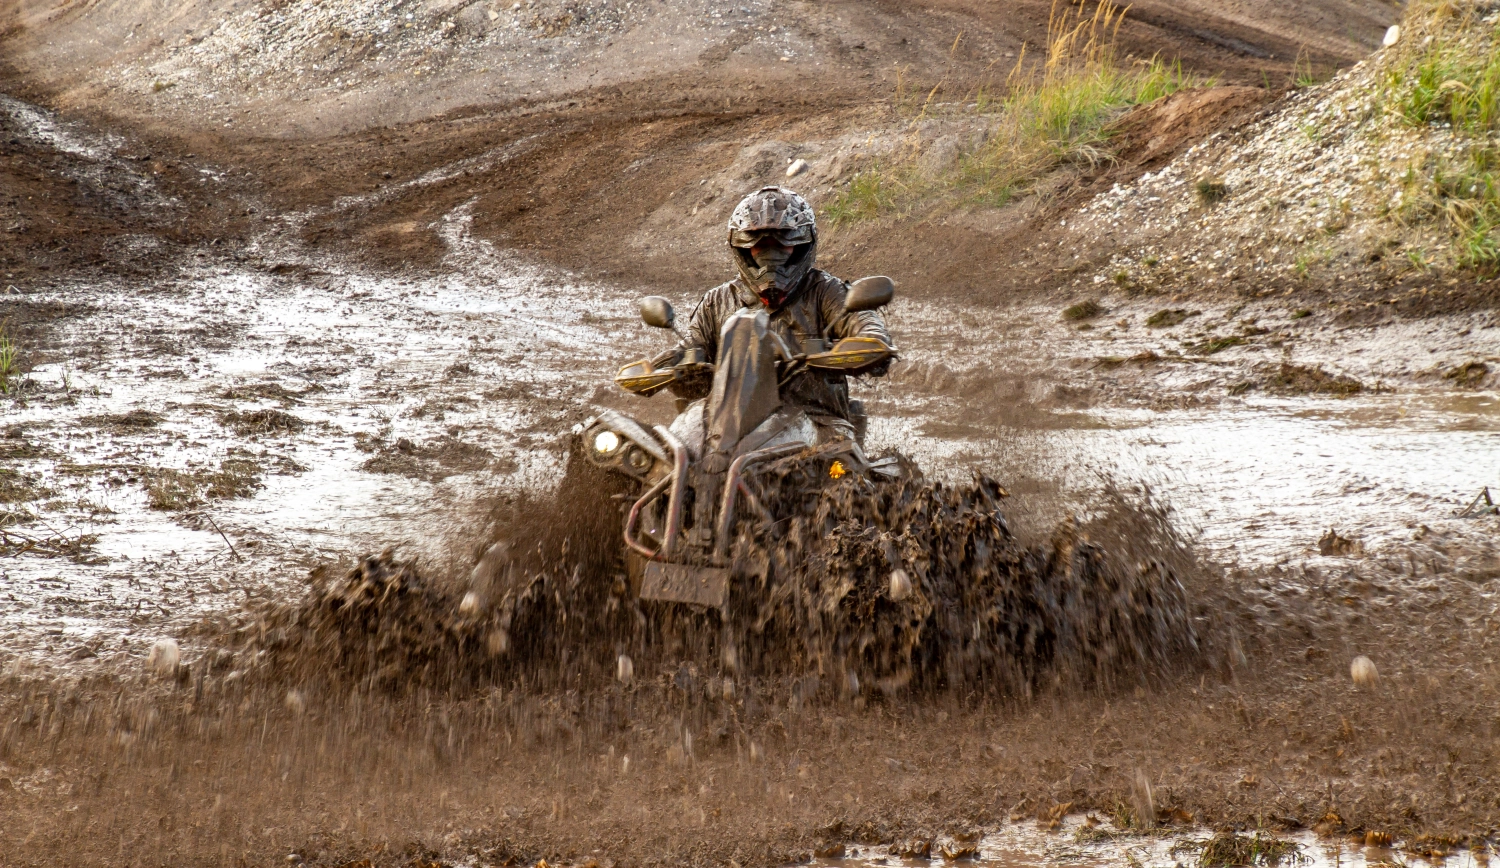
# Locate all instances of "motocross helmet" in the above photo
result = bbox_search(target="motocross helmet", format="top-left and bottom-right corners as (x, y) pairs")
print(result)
(727, 186), (817, 311)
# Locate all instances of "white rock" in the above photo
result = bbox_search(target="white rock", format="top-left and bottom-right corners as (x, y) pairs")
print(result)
(786, 158), (807, 178)
(1351, 655), (1379, 686)
(459, 591), (481, 615)
(148, 638), (180, 677)
(889, 568), (912, 601)
(1383, 25), (1401, 47)
(616, 653), (634, 684)
(285, 689), (306, 715)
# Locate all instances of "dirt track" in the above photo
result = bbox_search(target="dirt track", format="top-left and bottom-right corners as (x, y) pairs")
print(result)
(4, 0), (1500, 866)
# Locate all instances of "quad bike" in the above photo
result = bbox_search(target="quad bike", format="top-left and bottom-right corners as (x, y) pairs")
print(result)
(571, 276), (900, 610)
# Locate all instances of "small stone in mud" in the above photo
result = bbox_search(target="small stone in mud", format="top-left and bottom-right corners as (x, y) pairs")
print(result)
(486, 628), (510, 656)
(616, 653), (633, 684)
(148, 637), (180, 677)
(889, 568), (912, 601)
(459, 591), (481, 615)
(1351, 655), (1378, 686)
(285, 689), (306, 715)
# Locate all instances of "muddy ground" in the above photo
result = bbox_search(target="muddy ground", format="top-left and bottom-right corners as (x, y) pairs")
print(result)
(4, 0), (1500, 865)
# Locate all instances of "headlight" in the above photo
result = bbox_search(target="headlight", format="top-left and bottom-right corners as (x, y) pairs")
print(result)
(593, 430), (621, 454)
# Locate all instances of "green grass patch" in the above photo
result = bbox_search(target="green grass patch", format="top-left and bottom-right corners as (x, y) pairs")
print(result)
(1388, 7), (1499, 133)
(0, 329), (18, 395)
(822, 164), (902, 225)
(1434, 146), (1500, 272)
(1382, 1), (1500, 274)
(826, 0), (1202, 225)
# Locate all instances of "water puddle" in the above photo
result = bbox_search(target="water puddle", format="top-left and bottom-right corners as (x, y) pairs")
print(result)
(815, 819), (1485, 868)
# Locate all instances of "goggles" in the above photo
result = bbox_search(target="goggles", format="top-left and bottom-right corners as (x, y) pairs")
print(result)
(729, 226), (813, 249)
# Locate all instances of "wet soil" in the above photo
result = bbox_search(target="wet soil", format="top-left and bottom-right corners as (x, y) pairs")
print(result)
(4, 1), (1500, 865)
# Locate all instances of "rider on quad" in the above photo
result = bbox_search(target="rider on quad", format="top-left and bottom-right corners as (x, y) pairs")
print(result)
(653, 186), (893, 447)
(584, 186), (899, 600)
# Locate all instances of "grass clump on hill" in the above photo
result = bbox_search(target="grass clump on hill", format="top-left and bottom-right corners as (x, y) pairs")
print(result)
(825, 0), (1201, 225)
(1385, 0), (1500, 274)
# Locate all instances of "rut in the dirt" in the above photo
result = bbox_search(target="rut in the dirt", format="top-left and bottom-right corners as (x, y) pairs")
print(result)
(241, 453), (1201, 698)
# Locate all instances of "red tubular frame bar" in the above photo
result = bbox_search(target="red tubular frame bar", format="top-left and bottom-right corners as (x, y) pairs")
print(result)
(622, 426), (689, 561)
(713, 443), (806, 563)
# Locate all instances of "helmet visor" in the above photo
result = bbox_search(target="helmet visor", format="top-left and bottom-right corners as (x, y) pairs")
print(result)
(729, 225), (813, 249)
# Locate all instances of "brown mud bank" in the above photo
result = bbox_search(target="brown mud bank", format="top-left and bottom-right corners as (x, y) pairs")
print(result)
(4, 523), (1500, 868)
(0, 0), (1398, 302)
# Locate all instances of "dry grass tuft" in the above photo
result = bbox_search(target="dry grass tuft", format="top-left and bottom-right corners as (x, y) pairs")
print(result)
(144, 458), (264, 511)
(1196, 832), (1302, 866)
(826, 0), (1201, 225)
(1063, 298), (1105, 320)
(1195, 177), (1229, 205)
(219, 408), (307, 435)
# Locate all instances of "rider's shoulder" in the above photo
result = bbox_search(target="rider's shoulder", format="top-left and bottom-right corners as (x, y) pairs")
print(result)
(703, 279), (741, 301)
(805, 269), (850, 297)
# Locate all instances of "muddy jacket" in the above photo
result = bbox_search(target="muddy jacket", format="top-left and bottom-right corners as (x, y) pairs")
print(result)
(675, 269), (891, 422)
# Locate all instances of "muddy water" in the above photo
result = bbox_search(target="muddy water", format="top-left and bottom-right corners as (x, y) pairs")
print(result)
(3, 247), (647, 664)
(7, 239), (1498, 670)
(817, 818), (1485, 868)
(873, 392), (1500, 563)
(874, 297), (1500, 563)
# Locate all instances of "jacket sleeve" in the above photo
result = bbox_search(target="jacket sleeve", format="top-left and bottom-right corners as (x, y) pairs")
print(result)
(681, 283), (737, 362)
(818, 275), (892, 346)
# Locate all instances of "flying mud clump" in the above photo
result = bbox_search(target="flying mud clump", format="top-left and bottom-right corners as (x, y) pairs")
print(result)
(237, 452), (1201, 700)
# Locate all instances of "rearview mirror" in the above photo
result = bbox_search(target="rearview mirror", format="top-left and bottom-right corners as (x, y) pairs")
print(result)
(845, 276), (895, 313)
(640, 296), (676, 330)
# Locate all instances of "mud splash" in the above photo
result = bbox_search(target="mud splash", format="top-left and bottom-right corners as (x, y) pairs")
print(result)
(233, 448), (1204, 701)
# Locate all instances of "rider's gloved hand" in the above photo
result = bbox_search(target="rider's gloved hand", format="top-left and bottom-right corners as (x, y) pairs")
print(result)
(650, 347), (684, 368)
